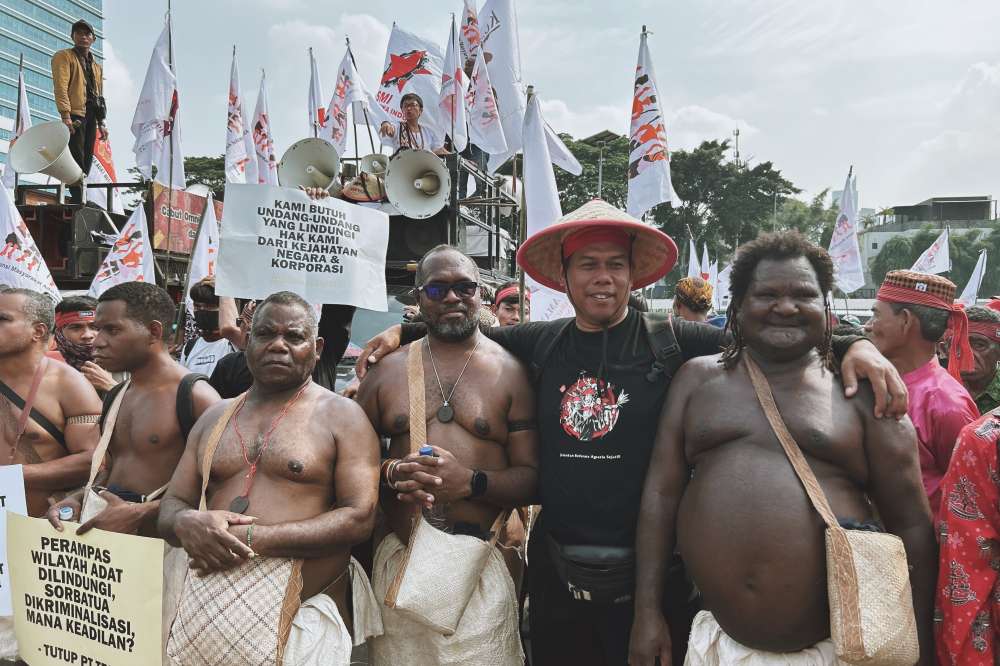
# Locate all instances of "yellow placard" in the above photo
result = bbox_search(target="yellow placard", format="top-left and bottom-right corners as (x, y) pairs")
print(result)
(7, 514), (163, 666)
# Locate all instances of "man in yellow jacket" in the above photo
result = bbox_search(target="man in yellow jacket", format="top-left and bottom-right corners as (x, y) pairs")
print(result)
(51, 19), (107, 190)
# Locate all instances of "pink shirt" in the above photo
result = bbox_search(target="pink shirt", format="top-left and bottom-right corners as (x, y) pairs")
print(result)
(903, 357), (980, 513)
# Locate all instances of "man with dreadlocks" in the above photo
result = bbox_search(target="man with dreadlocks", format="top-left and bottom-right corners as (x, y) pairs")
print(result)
(631, 232), (936, 665)
(356, 201), (909, 666)
(53, 295), (118, 393)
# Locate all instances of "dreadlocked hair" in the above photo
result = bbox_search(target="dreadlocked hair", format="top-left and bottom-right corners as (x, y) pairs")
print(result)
(720, 231), (836, 371)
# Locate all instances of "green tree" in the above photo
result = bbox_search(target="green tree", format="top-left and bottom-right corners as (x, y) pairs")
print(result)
(870, 234), (913, 286)
(124, 155), (227, 200)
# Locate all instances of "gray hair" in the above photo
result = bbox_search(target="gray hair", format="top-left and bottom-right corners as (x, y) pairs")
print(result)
(1, 288), (55, 338)
(967, 305), (1000, 324)
(251, 291), (317, 338)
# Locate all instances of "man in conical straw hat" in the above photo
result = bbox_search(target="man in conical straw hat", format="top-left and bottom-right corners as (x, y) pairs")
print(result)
(355, 198), (910, 665)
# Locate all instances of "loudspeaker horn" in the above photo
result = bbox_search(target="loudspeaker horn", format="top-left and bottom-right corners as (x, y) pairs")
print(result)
(277, 138), (340, 191)
(9, 120), (83, 184)
(384, 149), (451, 220)
(360, 153), (389, 176)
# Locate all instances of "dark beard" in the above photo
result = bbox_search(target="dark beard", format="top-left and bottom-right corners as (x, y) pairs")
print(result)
(426, 311), (477, 342)
(54, 328), (94, 370)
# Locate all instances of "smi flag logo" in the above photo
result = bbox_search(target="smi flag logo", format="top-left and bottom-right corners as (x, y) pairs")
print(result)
(381, 50), (432, 92)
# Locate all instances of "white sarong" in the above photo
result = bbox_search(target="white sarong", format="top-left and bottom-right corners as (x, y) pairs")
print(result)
(369, 533), (523, 666)
(686, 611), (845, 666)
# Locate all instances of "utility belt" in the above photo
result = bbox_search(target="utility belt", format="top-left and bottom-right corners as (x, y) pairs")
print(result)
(546, 532), (635, 605)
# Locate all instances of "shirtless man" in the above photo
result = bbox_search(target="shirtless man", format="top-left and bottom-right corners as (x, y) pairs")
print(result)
(158, 291), (380, 665)
(0, 287), (101, 661)
(356, 245), (537, 665)
(630, 233), (936, 665)
(47, 281), (219, 537)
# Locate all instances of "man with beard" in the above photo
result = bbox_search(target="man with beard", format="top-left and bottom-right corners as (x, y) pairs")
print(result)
(960, 305), (1000, 414)
(356, 245), (537, 665)
(630, 233), (935, 665)
(53, 295), (118, 393)
(0, 287), (101, 661)
(159, 291), (381, 665)
(180, 278), (236, 378)
(356, 201), (908, 666)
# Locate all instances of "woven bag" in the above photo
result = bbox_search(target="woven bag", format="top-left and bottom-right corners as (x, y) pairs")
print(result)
(744, 355), (919, 665)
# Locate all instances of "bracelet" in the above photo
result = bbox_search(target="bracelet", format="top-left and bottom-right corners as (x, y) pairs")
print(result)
(386, 459), (402, 490)
(246, 523), (254, 549)
(379, 459), (394, 487)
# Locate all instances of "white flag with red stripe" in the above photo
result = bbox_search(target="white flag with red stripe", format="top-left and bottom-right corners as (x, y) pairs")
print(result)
(252, 72), (278, 186)
(911, 228), (951, 275)
(700, 245), (710, 280)
(88, 206), (156, 297)
(466, 48), (507, 155)
(131, 19), (185, 186)
(308, 48), (326, 138)
(2, 64), (30, 190)
(440, 17), (468, 152)
(322, 48), (371, 156)
(225, 49), (251, 184)
(459, 0), (482, 68)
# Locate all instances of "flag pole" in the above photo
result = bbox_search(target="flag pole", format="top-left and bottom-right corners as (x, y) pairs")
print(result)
(346, 38), (378, 154)
(308, 47), (317, 138)
(164, 3), (174, 289)
(518, 85), (533, 317)
(11, 53), (23, 193)
(449, 14), (457, 155)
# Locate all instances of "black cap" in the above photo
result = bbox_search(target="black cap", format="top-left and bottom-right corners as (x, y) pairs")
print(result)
(70, 19), (95, 36)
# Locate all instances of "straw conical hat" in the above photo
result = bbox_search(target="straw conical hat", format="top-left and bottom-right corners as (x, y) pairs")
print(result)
(515, 199), (678, 291)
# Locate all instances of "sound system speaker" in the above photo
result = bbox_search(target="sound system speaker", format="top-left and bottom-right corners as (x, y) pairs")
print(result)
(386, 209), (449, 263)
(18, 204), (122, 281)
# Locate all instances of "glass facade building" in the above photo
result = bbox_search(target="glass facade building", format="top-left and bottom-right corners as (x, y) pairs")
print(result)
(0, 0), (103, 155)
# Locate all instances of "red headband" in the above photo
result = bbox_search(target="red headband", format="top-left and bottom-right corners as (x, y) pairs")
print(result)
(876, 283), (973, 380)
(562, 228), (632, 261)
(969, 321), (1000, 344)
(493, 285), (529, 312)
(55, 310), (95, 329)
(988, 298), (1000, 313)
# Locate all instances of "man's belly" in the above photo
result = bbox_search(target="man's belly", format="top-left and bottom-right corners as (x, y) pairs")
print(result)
(678, 444), (872, 653)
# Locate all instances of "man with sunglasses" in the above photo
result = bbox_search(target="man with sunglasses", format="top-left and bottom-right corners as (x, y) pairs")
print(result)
(356, 244), (537, 665)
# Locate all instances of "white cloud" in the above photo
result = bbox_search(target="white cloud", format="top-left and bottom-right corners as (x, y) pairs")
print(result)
(669, 105), (757, 152)
(539, 98), (625, 140)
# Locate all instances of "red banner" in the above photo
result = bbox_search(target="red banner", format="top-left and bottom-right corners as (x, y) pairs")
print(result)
(150, 183), (223, 254)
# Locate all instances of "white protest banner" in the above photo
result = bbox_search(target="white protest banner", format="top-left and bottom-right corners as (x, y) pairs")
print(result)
(0, 465), (26, 616)
(216, 185), (389, 310)
(8, 513), (163, 666)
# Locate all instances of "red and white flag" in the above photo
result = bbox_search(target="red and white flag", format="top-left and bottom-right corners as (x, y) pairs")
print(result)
(687, 238), (699, 279)
(0, 185), (58, 301)
(827, 169), (866, 293)
(322, 48), (371, 156)
(252, 72), (278, 186)
(241, 104), (258, 185)
(308, 48), (326, 138)
(440, 17), (468, 152)
(479, 0), (525, 172)
(523, 92), (573, 321)
(88, 206), (156, 297)
(2, 62), (30, 190)
(86, 134), (125, 214)
(459, 0), (482, 68)
(466, 48), (507, 155)
(375, 25), (445, 135)
(626, 28), (679, 218)
(225, 48), (251, 184)
(131, 18), (185, 186)
(186, 195), (220, 313)
(911, 228), (951, 275)
(958, 250), (988, 308)
(700, 244), (710, 281)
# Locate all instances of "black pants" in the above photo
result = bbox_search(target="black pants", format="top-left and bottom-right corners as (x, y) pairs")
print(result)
(68, 111), (97, 202)
(527, 530), (698, 666)
(457, 143), (488, 201)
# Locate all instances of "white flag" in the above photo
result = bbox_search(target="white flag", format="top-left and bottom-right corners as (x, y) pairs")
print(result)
(225, 49), (251, 184)
(131, 19), (185, 186)
(958, 250), (988, 308)
(715, 263), (732, 311)
(827, 170), (866, 294)
(544, 123), (582, 175)
(252, 73), (278, 186)
(241, 104), (258, 186)
(308, 48), (326, 137)
(440, 17), (468, 152)
(523, 93), (573, 321)
(0, 185), (58, 301)
(700, 245), (710, 280)
(2, 64), (30, 190)
(186, 196), (220, 312)
(626, 29), (679, 218)
(86, 134), (125, 214)
(459, 0), (482, 67)
(479, 0), (526, 172)
(708, 260), (718, 301)
(88, 206), (156, 297)
(322, 48), (370, 156)
(910, 228), (951, 275)
(375, 25), (445, 135)
(687, 238), (699, 279)
(466, 48), (507, 155)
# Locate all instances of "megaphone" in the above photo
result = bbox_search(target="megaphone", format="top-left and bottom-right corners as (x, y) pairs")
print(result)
(360, 153), (389, 176)
(9, 120), (83, 184)
(277, 138), (340, 191)
(384, 149), (451, 220)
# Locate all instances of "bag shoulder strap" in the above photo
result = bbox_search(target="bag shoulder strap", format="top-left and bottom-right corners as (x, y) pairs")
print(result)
(176, 373), (209, 441)
(743, 355), (839, 528)
(529, 319), (575, 383)
(407, 341), (426, 454)
(0, 360), (66, 451)
(182, 337), (198, 360)
(85, 377), (131, 492)
(642, 313), (684, 383)
(198, 397), (244, 511)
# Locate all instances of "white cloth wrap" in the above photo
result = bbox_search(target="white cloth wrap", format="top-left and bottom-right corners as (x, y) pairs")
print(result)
(685, 611), (846, 666)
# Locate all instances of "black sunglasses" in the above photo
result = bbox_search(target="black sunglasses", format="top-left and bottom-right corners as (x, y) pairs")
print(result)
(417, 281), (479, 301)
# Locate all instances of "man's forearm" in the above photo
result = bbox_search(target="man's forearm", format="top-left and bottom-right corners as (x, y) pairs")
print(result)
(22, 451), (92, 492)
(899, 523), (937, 664)
(239, 505), (375, 559)
(634, 495), (679, 613)
(157, 497), (195, 547)
(478, 465), (538, 507)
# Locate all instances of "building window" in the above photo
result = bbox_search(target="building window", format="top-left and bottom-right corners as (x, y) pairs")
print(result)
(871, 242), (878, 250)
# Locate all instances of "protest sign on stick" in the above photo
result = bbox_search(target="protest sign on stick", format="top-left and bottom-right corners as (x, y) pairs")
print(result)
(0, 465), (26, 616)
(216, 184), (389, 310)
(8, 513), (163, 666)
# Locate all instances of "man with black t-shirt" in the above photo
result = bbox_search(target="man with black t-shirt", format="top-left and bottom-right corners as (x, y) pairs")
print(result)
(357, 200), (910, 665)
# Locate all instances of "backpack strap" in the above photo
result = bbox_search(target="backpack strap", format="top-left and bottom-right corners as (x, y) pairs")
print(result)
(176, 374), (209, 441)
(529, 319), (575, 383)
(642, 313), (684, 384)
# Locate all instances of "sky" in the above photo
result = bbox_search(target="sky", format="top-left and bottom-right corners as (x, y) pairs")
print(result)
(100, 0), (1000, 213)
